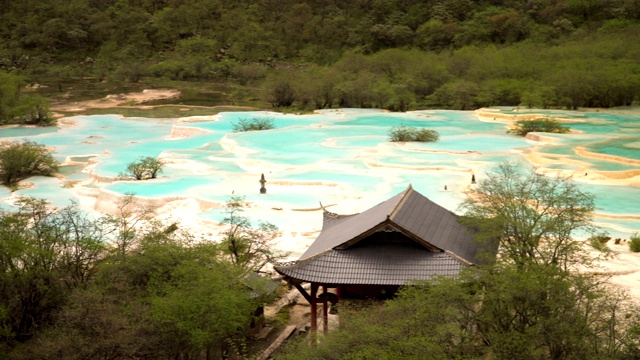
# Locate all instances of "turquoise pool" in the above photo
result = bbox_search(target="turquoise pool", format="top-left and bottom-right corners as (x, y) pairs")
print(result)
(1, 108), (638, 239)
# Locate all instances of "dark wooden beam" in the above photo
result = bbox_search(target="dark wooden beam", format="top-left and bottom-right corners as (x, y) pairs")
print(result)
(293, 283), (312, 304)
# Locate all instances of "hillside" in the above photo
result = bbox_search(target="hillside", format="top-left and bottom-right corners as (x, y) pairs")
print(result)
(1, 0), (639, 119)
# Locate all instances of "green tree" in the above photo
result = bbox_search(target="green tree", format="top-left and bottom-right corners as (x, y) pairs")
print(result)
(427, 79), (480, 110)
(0, 72), (52, 126)
(0, 198), (109, 353)
(120, 156), (164, 180)
(475, 264), (640, 359)
(520, 83), (557, 109)
(415, 19), (459, 51)
(334, 71), (379, 108)
(0, 141), (59, 187)
(5, 214), (233, 359)
(459, 162), (595, 270)
(293, 65), (340, 109)
(220, 196), (285, 274)
(264, 73), (296, 108)
(280, 266), (640, 360)
(148, 261), (255, 359)
(279, 163), (640, 359)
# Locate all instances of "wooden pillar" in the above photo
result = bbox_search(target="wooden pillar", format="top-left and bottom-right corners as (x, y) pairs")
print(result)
(322, 285), (329, 333)
(310, 282), (318, 332)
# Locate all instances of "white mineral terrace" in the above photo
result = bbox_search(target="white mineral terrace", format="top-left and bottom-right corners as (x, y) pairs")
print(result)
(1, 105), (639, 299)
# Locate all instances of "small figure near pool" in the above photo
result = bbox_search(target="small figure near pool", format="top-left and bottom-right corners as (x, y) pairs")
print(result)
(260, 173), (267, 194)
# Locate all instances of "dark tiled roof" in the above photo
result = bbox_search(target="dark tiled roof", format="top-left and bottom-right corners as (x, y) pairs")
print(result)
(275, 242), (467, 285)
(301, 185), (487, 264)
(390, 187), (482, 264)
(300, 191), (404, 259)
(320, 204), (358, 229)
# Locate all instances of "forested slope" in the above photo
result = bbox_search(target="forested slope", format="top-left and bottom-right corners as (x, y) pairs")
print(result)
(1, 0), (639, 117)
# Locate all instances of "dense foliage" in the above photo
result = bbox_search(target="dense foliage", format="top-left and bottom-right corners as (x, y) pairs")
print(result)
(0, 141), (59, 187)
(0, 73), (52, 125)
(389, 125), (440, 142)
(1, 0), (639, 113)
(0, 196), (280, 359)
(281, 268), (640, 359)
(509, 117), (571, 136)
(279, 163), (640, 359)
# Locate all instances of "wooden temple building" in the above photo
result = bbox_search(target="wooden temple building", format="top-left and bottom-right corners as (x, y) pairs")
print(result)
(274, 185), (494, 332)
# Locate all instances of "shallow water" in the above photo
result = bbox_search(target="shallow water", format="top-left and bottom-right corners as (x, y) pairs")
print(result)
(1, 108), (638, 240)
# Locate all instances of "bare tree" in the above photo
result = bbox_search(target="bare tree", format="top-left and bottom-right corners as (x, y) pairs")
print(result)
(220, 196), (286, 274)
(107, 193), (154, 256)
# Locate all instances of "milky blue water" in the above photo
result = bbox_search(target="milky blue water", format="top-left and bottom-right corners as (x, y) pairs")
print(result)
(1, 108), (638, 238)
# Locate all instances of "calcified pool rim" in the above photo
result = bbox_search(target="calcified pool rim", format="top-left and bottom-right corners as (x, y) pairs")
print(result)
(1, 107), (639, 243)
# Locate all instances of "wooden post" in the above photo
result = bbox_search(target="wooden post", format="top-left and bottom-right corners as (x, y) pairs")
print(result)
(310, 283), (318, 332)
(322, 285), (328, 333)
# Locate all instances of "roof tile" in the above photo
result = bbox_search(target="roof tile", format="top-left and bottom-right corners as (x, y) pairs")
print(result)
(275, 242), (467, 285)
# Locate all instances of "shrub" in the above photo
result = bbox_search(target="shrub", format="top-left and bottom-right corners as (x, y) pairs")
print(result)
(508, 117), (570, 136)
(588, 233), (611, 253)
(389, 125), (439, 142)
(629, 234), (640, 253)
(232, 117), (275, 132)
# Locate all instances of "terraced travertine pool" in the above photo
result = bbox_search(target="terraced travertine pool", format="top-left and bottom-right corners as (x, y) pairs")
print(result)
(1, 107), (639, 248)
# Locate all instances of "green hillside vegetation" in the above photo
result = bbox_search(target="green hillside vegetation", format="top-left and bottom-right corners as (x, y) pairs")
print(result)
(0, 73), (53, 125)
(1, 0), (640, 121)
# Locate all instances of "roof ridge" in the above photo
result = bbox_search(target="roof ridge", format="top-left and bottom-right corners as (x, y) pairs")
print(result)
(444, 250), (474, 266)
(388, 184), (413, 220)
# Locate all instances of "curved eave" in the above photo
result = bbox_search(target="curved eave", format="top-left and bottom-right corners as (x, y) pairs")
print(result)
(274, 243), (468, 286)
